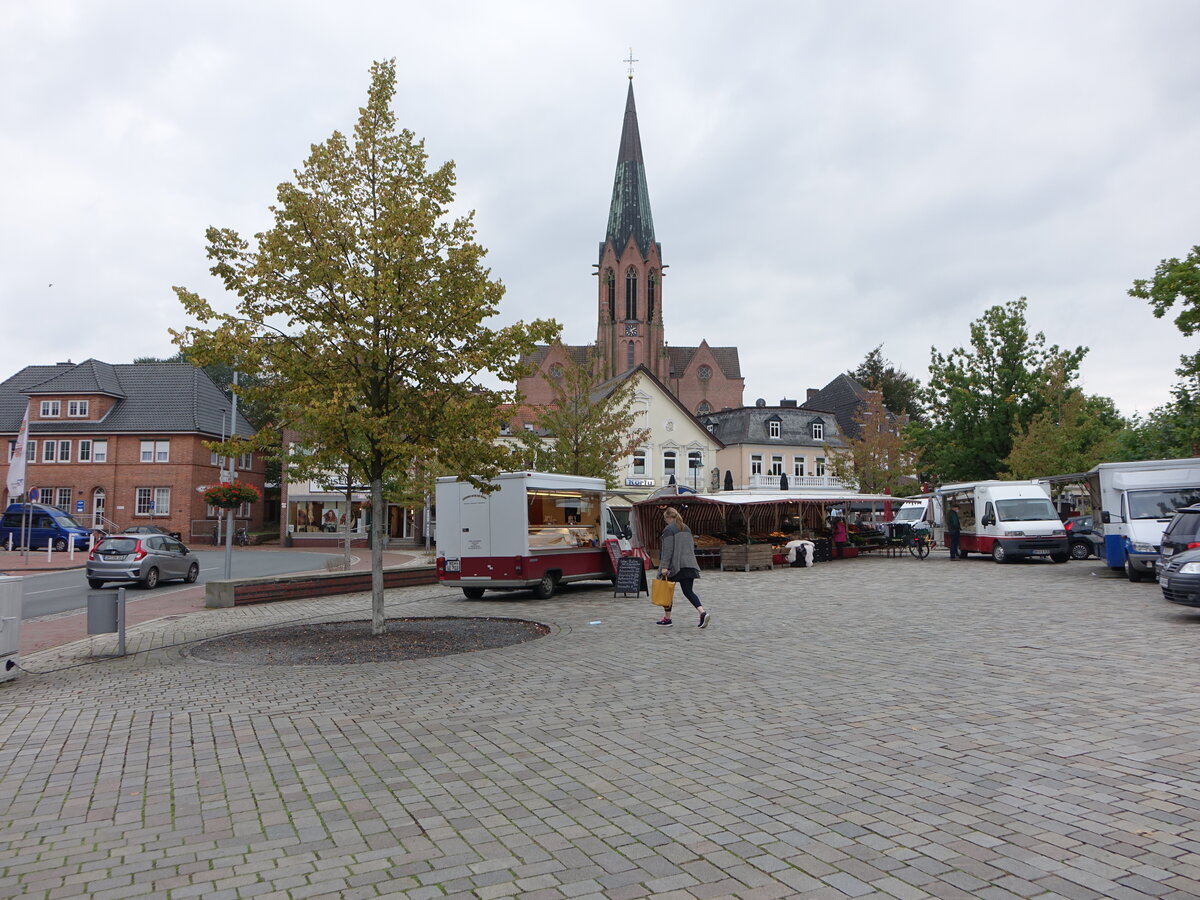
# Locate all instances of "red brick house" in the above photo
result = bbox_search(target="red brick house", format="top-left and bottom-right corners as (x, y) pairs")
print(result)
(1, 359), (265, 541)
(517, 81), (745, 415)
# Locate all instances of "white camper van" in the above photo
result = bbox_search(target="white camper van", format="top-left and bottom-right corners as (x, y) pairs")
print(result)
(935, 480), (1069, 563)
(1086, 458), (1200, 582)
(435, 471), (636, 599)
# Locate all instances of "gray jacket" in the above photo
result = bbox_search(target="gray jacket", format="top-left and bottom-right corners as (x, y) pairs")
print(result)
(660, 523), (701, 578)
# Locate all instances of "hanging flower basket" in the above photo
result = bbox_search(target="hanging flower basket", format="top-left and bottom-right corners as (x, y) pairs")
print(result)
(203, 481), (261, 509)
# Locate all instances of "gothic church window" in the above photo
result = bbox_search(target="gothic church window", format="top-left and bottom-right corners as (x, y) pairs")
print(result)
(625, 267), (638, 320)
(605, 269), (615, 321)
(627, 341), (635, 370)
(647, 271), (657, 321)
(697, 401), (712, 415)
(698, 364), (712, 381)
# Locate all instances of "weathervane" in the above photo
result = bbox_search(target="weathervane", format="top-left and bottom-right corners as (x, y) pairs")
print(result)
(624, 48), (638, 80)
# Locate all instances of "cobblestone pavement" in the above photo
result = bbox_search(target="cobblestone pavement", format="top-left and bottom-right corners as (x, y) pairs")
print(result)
(3, 554), (1200, 899)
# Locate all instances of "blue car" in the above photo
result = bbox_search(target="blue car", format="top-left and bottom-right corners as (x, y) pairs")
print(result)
(0, 503), (92, 551)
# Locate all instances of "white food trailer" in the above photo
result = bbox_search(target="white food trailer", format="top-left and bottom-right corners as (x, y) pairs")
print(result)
(436, 471), (638, 599)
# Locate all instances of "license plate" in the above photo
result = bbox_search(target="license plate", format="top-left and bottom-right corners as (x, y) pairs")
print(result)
(444, 558), (460, 572)
(1029, 549), (1051, 556)
(1161, 576), (1169, 587)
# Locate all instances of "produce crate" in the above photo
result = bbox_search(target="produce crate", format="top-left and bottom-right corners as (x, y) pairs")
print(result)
(721, 544), (775, 572)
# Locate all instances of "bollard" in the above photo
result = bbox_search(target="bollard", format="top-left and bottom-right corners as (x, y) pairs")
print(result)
(69, 534), (76, 561)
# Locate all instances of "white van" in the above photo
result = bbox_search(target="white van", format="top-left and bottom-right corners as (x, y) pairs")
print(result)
(1086, 459), (1200, 582)
(935, 481), (1069, 563)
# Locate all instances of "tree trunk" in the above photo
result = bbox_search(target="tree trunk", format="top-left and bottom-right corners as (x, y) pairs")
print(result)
(370, 477), (385, 634)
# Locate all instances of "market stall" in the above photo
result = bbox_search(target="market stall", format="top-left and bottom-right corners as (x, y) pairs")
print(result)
(631, 488), (898, 569)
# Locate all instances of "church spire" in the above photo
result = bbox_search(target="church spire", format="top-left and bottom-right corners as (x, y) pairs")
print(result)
(603, 81), (656, 261)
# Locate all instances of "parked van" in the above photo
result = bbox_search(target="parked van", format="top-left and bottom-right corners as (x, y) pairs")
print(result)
(892, 497), (942, 531)
(934, 481), (1069, 563)
(1086, 458), (1200, 582)
(0, 503), (92, 551)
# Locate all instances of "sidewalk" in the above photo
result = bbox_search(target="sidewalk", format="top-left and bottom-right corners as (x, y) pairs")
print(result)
(14, 546), (427, 656)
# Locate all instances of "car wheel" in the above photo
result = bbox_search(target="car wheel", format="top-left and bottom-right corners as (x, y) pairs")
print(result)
(1051, 551), (1070, 564)
(52, 538), (67, 552)
(532, 573), (557, 599)
(142, 567), (160, 589)
(991, 543), (1007, 563)
(87, 578), (105, 589)
(1125, 558), (1144, 583)
(462, 587), (486, 600)
(184, 562), (200, 583)
(1070, 540), (1091, 560)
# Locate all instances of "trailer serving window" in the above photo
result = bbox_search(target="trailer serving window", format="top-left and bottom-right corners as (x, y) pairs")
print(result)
(527, 489), (602, 548)
(1127, 489), (1200, 520)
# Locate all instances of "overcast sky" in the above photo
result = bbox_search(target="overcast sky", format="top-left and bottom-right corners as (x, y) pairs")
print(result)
(3, 1), (1197, 417)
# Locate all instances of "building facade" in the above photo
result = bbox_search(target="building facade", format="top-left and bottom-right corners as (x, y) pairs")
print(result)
(1, 360), (264, 541)
(517, 80), (744, 416)
(706, 400), (850, 492)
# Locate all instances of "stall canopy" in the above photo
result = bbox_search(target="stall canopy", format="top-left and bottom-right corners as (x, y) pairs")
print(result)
(631, 487), (897, 555)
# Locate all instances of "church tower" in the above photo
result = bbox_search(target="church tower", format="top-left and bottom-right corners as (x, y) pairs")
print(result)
(595, 81), (669, 381)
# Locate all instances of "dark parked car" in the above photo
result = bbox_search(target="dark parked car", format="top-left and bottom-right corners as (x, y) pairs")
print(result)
(1158, 504), (1200, 568)
(1159, 546), (1200, 606)
(1064, 515), (1102, 560)
(86, 534), (199, 589)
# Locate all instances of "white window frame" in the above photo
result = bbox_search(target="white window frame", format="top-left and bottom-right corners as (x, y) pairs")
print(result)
(36, 486), (51, 504)
(632, 451), (646, 475)
(750, 454), (763, 475)
(57, 440), (70, 463)
(92, 440), (108, 463)
(769, 420), (781, 439)
(78, 440), (91, 462)
(43, 441), (56, 463)
(770, 455), (783, 476)
(238, 452), (253, 470)
(56, 487), (72, 510)
(26, 440), (37, 462)
(815, 457), (826, 477)
(793, 456), (806, 478)
(141, 439), (170, 463)
(662, 450), (677, 477)
(811, 422), (824, 440)
(40, 400), (60, 418)
(136, 487), (171, 516)
(67, 400), (89, 417)
(687, 450), (703, 471)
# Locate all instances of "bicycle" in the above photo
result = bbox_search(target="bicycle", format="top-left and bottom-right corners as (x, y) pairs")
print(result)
(908, 528), (933, 559)
(235, 527), (249, 547)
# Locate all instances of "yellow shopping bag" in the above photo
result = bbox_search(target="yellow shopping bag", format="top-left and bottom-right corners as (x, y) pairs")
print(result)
(650, 577), (676, 608)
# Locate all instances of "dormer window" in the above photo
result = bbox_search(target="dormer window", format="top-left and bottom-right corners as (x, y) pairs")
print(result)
(40, 400), (60, 417)
(68, 400), (89, 417)
(811, 420), (824, 441)
(767, 414), (783, 440)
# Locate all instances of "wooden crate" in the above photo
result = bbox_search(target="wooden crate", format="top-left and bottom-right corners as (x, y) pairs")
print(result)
(721, 544), (775, 572)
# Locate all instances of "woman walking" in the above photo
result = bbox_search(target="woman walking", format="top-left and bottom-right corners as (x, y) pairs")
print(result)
(657, 507), (710, 628)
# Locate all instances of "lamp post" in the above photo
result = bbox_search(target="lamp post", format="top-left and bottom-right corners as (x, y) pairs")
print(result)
(223, 373), (239, 579)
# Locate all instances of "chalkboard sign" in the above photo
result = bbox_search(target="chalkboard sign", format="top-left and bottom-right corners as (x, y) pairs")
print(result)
(613, 555), (646, 597)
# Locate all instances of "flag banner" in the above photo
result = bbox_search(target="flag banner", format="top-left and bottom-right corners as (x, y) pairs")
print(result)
(5, 407), (28, 499)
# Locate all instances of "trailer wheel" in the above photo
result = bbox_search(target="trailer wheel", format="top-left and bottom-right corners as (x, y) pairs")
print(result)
(1125, 558), (1145, 582)
(462, 587), (486, 600)
(991, 543), (1008, 563)
(532, 573), (557, 599)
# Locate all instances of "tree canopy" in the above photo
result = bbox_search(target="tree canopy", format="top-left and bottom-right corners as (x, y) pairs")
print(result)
(907, 298), (1087, 483)
(848, 345), (924, 423)
(824, 388), (914, 495)
(172, 59), (557, 632)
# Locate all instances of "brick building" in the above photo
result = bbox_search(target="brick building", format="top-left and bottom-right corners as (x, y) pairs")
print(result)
(1, 359), (264, 541)
(517, 80), (744, 415)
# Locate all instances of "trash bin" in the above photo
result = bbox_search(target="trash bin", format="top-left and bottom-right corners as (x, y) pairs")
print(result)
(87, 592), (118, 634)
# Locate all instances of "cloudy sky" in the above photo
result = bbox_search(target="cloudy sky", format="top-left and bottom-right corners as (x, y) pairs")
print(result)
(3, 0), (1197, 417)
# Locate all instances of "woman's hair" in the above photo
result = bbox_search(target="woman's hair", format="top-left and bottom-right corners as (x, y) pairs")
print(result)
(663, 507), (690, 531)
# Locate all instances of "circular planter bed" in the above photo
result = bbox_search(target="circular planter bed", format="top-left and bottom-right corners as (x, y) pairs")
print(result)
(185, 616), (549, 665)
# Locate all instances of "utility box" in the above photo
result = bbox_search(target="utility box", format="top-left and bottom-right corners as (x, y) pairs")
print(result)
(87, 592), (119, 634)
(0, 576), (21, 682)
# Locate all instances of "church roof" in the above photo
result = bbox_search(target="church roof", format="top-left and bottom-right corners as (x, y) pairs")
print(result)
(519, 345), (592, 370)
(667, 346), (742, 380)
(601, 82), (658, 263)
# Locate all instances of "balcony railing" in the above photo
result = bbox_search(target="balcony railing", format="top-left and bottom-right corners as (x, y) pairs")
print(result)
(745, 474), (846, 491)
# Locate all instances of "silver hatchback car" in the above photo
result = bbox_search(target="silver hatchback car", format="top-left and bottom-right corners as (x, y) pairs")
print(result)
(86, 534), (200, 589)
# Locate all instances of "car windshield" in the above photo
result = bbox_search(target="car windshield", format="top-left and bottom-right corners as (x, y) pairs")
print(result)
(1128, 489), (1200, 520)
(893, 505), (925, 523)
(995, 499), (1059, 521)
(96, 538), (138, 554)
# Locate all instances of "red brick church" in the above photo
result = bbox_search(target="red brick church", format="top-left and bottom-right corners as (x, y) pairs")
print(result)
(517, 80), (744, 415)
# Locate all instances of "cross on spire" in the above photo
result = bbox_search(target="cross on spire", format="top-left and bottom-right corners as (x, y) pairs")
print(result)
(624, 48), (638, 79)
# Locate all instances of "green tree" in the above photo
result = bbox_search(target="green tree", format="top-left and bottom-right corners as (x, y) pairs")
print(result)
(511, 352), (651, 487)
(824, 389), (914, 494)
(848, 345), (925, 423)
(1002, 361), (1125, 479)
(1129, 244), (1200, 347)
(172, 59), (558, 633)
(908, 298), (1086, 482)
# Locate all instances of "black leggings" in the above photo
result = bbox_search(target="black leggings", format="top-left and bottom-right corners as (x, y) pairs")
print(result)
(674, 574), (702, 610)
